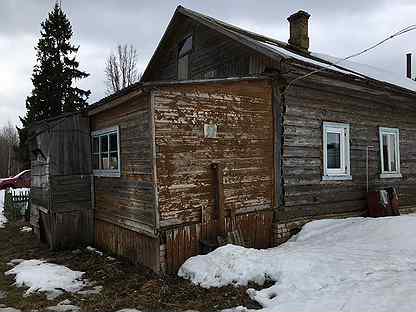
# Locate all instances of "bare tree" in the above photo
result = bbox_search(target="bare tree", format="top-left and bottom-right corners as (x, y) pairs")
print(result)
(105, 44), (141, 94)
(0, 121), (21, 178)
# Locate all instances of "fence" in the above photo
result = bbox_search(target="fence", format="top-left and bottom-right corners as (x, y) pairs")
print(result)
(4, 189), (31, 221)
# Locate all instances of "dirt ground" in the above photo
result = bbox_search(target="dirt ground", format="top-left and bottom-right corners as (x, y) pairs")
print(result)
(0, 220), (263, 312)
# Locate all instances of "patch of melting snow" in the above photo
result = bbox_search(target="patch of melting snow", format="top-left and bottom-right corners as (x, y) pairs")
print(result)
(77, 285), (103, 296)
(6, 259), (25, 266)
(180, 215), (416, 312)
(0, 308), (22, 312)
(86, 246), (103, 256)
(5, 259), (87, 300)
(46, 304), (80, 312)
(0, 190), (7, 228)
(20, 226), (32, 232)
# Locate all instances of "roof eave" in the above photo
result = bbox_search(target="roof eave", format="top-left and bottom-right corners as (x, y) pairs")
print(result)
(286, 58), (416, 97)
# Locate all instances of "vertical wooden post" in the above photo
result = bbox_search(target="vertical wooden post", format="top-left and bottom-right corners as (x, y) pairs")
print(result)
(212, 163), (225, 237)
(406, 53), (412, 79)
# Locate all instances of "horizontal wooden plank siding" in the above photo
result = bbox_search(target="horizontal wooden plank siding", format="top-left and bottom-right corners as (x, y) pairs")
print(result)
(95, 219), (159, 272)
(90, 93), (157, 234)
(153, 80), (274, 229)
(50, 175), (91, 210)
(279, 76), (416, 220)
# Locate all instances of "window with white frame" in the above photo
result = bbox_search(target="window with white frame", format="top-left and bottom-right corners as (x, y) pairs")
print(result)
(322, 122), (351, 180)
(92, 126), (120, 177)
(379, 127), (401, 178)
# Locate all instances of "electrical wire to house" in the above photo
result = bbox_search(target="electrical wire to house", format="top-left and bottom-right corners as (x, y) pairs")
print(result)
(284, 24), (416, 93)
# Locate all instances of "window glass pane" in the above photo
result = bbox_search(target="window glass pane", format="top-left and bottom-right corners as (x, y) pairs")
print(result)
(101, 153), (109, 169)
(327, 132), (341, 169)
(92, 137), (99, 153)
(382, 134), (390, 172)
(92, 154), (99, 170)
(389, 135), (397, 172)
(100, 135), (108, 153)
(110, 133), (118, 152)
(178, 55), (189, 80)
(178, 36), (192, 57)
(110, 152), (118, 170)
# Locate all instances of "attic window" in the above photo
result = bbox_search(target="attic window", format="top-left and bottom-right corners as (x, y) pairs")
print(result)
(177, 35), (192, 80)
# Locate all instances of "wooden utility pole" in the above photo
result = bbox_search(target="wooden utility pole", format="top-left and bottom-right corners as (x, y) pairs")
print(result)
(212, 163), (225, 237)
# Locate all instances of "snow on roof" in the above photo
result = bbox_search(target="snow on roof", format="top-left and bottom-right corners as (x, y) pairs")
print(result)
(260, 40), (416, 91)
(258, 41), (356, 76)
(313, 52), (416, 92)
(179, 6), (416, 93)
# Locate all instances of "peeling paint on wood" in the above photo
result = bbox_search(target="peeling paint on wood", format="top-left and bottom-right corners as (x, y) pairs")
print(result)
(153, 81), (274, 228)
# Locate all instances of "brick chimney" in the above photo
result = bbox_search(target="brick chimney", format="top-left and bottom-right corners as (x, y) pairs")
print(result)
(287, 10), (310, 52)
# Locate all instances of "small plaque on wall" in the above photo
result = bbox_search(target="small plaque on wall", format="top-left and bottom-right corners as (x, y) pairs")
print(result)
(204, 124), (218, 138)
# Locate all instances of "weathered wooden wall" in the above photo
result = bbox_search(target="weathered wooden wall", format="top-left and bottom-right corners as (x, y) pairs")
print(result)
(30, 128), (50, 236)
(95, 219), (159, 271)
(48, 114), (91, 176)
(279, 75), (416, 221)
(90, 92), (158, 245)
(153, 80), (274, 272)
(30, 113), (93, 248)
(145, 15), (264, 81)
(161, 210), (273, 273)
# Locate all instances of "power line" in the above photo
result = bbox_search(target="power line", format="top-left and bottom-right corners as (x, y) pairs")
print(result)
(283, 25), (416, 93)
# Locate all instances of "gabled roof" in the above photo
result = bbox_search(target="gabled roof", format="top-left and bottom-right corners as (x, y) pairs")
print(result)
(142, 6), (416, 93)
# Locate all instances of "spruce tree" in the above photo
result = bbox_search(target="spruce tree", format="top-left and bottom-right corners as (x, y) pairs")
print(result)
(18, 2), (90, 165)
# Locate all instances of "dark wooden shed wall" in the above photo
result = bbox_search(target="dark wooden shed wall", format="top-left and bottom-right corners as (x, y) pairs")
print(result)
(278, 76), (416, 221)
(30, 114), (93, 249)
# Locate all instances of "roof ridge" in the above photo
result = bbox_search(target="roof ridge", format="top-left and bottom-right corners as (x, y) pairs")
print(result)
(178, 6), (416, 93)
(177, 6), (364, 77)
(178, 6), (289, 48)
(138, 5), (416, 94)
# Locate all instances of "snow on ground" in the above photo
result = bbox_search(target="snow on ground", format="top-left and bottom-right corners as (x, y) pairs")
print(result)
(179, 215), (416, 312)
(86, 246), (104, 256)
(5, 260), (87, 299)
(0, 190), (6, 228)
(0, 308), (22, 312)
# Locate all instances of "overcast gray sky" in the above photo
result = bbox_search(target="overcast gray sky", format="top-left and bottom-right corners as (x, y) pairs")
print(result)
(0, 0), (415, 127)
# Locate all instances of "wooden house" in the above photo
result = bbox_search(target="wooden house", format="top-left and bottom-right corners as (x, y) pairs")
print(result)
(31, 6), (416, 272)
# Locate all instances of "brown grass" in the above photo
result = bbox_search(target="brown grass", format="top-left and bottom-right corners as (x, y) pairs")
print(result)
(0, 220), (262, 312)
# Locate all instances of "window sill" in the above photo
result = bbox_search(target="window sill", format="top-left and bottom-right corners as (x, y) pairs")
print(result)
(322, 175), (352, 181)
(93, 170), (121, 178)
(380, 173), (402, 179)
